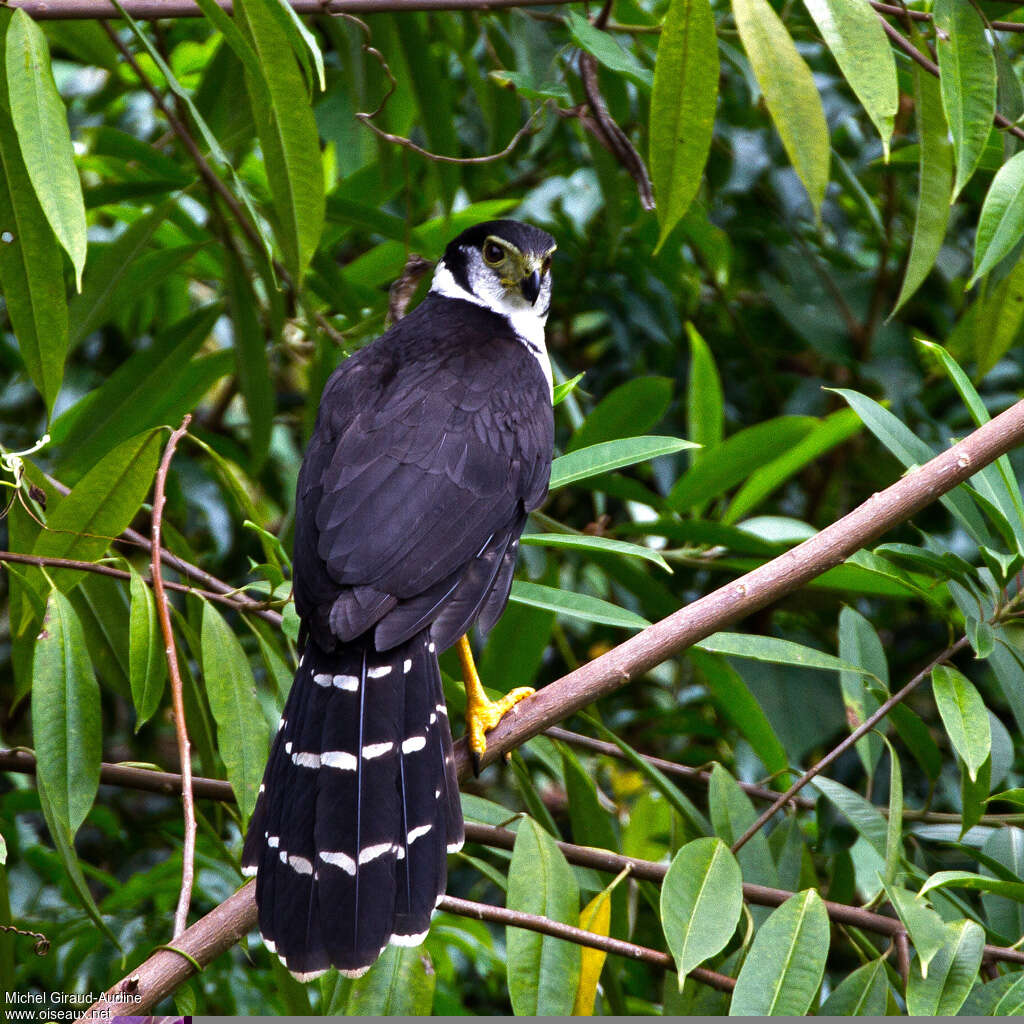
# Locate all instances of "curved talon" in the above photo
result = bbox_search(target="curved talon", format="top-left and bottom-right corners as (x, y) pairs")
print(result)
(456, 635), (534, 771)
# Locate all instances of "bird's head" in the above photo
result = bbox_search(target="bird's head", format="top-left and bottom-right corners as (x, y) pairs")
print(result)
(431, 220), (557, 322)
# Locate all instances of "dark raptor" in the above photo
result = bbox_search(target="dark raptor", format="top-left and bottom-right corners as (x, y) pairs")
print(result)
(242, 220), (557, 978)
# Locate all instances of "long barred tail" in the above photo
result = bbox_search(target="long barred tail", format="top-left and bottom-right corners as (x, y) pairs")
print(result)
(241, 630), (464, 979)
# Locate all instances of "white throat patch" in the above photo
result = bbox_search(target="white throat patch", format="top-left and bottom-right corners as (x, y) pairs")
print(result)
(430, 260), (552, 394)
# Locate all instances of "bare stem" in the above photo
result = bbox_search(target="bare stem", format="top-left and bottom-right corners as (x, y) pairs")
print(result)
(151, 416), (197, 939)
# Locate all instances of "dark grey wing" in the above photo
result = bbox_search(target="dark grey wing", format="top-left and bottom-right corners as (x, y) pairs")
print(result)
(293, 298), (553, 652)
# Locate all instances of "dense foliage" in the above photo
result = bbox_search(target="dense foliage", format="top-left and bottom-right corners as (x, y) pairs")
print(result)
(3, 0), (1024, 1015)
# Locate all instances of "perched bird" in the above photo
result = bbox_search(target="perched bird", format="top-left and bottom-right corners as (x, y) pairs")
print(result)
(242, 220), (557, 979)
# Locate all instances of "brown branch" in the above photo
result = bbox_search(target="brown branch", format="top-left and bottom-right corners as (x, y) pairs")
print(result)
(151, 416), (197, 939)
(455, 398), (1024, 780)
(41, 472), (283, 627)
(0, 550), (276, 617)
(8, 0), (580, 17)
(546, 725), (815, 809)
(730, 635), (970, 855)
(878, 18), (1024, 142)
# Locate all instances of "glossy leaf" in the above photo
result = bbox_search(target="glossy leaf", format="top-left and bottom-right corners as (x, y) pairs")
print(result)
(882, 883), (947, 978)
(729, 890), (829, 1015)
(661, 837), (742, 981)
(818, 958), (889, 1016)
(906, 919), (985, 1016)
(568, 12), (653, 90)
(32, 588), (101, 835)
(814, 776), (887, 860)
(892, 59), (952, 314)
(972, 151), (1024, 284)
(200, 601), (269, 821)
(649, 0), (718, 247)
(234, 0), (324, 283)
(344, 945), (436, 1014)
(0, 100), (68, 414)
(685, 323), (723, 464)
(934, 0), (996, 199)
(567, 377), (673, 453)
(509, 581), (649, 630)
(6, 9), (87, 288)
(731, 0), (829, 216)
(709, 763), (777, 887)
(127, 564), (166, 731)
(921, 870), (1024, 903)
(802, 0), (898, 156)
(506, 817), (581, 1016)
(550, 436), (697, 491)
(667, 416), (814, 511)
(31, 430), (162, 591)
(932, 665), (991, 783)
(521, 532), (671, 573)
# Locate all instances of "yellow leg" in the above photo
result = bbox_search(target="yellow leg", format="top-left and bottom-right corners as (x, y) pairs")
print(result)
(456, 634), (534, 773)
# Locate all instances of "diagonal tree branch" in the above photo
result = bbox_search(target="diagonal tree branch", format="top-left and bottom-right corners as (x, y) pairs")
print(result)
(72, 397), (1024, 1019)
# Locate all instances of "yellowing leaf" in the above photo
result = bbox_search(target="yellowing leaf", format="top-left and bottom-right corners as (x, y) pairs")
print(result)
(731, 0), (830, 216)
(572, 889), (612, 1015)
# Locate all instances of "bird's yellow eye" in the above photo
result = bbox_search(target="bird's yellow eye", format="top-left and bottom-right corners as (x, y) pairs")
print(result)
(483, 240), (505, 265)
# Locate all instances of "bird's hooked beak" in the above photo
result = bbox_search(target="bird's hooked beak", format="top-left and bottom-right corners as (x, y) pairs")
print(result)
(520, 269), (542, 305)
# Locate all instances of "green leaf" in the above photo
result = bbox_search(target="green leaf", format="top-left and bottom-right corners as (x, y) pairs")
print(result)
(68, 201), (170, 347)
(882, 737), (903, 886)
(697, 632), (872, 678)
(649, 0), (718, 247)
(127, 564), (166, 731)
(0, 100), (68, 414)
(5, 9), (87, 288)
(667, 416), (814, 512)
(225, 246), (273, 469)
(838, 606), (886, 777)
(549, 436), (696, 491)
(921, 870), (1024, 903)
(560, 746), (620, 854)
(731, 0), (830, 216)
(200, 601), (270, 822)
(553, 372), (584, 406)
(521, 531), (671, 573)
(583, 712), (711, 836)
(689, 650), (788, 777)
(814, 776), (887, 860)
(979, 827), (1024, 944)
(723, 407), (862, 523)
(906, 919), (985, 1016)
(31, 430), (163, 592)
(934, 0), (996, 199)
(819, 958), (889, 1016)
(32, 588), (101, 835)
(234, 0), (324, 284)
(506, 817), (581, 1016)
(508, 581), (650, 631)
(892, 58), (953, 313)
(932, 665), (991, 783)
(567, 377), (673, 453)
(709, 763), (777, 887)
(344, 945), (436, 1014)
(567, 11), (653, 90)
(831, 388), (992, 547)
(662, 837), (743, 980)
(729, 890), (830, 1015)
(971, 150), (1024, 284)
(801, 0), (898, 157)
(882, 883), (947, 978)
(685, 323), (723, 464)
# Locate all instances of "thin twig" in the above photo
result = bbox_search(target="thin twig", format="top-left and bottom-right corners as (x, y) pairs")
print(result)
(356, 40), (540, 163)
(0, 550), (276, 615)
(151, 416), (197, 939)
(545, 725), (815, 809)
(878, 18), (1024, 142)
(730, 636), (970, 855)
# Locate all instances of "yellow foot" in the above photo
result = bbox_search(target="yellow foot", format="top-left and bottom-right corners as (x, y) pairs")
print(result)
(456, 634), (534, 775)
